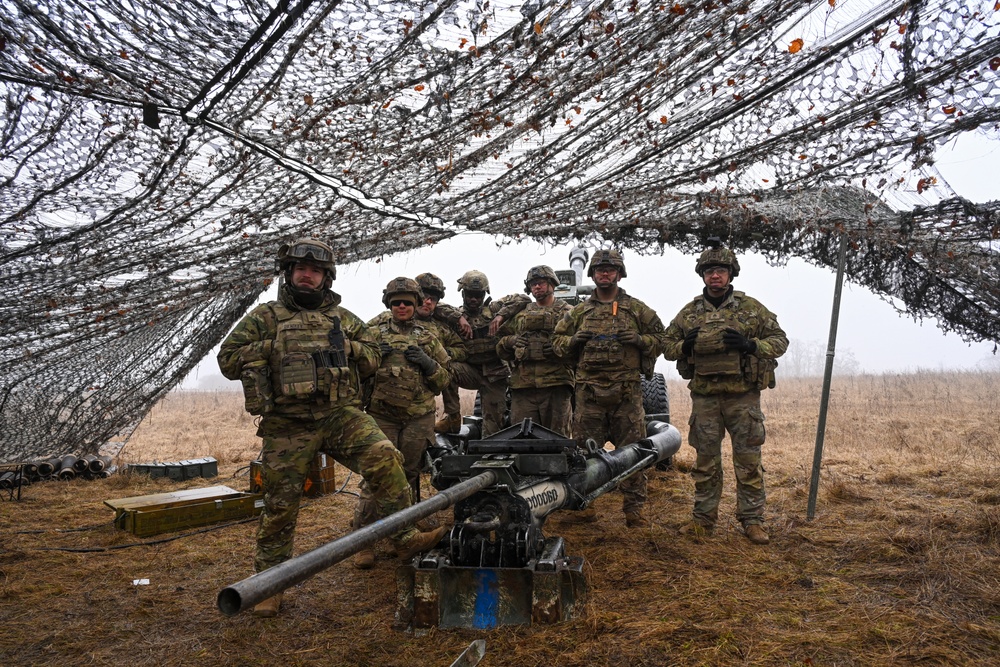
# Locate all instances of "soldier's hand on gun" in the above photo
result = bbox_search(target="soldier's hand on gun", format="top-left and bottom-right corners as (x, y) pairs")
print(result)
(723, 328), (757, 354)
(681, 327), (700, 356)
(570, 330), (595, 349)
(489, 315), (504, 336)
(379, 341), (393, 356)
(458, 316), (473, 339)
(618, 330), (646, 350)
(404, 345), (439, 375)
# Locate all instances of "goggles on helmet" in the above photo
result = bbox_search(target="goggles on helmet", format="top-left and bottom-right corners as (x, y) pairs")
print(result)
(286, 242), (333, 263)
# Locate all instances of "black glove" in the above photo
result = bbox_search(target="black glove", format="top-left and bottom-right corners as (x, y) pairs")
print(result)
(541, 341), (555, 358)
(378, 341), (393, 357)
(404, 345), (438, 375)
(723, 328), (757, 354)
(618, 330), (646, 350)
(570, 330), (595, 349)
(681, 327), (700, 356)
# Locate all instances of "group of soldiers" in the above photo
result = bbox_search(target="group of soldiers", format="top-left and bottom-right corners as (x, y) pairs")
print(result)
(218, 238), (787, 618)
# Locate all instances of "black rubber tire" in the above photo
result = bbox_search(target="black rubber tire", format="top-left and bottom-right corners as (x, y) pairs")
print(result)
(641, 372), (673, 470)
(641, 372), (670, 419)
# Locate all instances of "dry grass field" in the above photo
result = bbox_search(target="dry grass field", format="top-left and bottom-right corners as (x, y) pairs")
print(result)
(2, 373), (1000, 666)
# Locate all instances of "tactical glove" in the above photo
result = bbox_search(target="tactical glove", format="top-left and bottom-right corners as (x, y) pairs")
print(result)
(541, 341), (555, 358)
(681, 327), (700, 357)
(723, 328), (757, 354)
(618, 330), (646, 350)
(379, 341), (393, 357)
(570, 330), (595, 349)
(404, 345), (438, 375)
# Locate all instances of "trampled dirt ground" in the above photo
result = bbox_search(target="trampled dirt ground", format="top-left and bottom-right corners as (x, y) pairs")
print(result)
(2, 373), (999, 666)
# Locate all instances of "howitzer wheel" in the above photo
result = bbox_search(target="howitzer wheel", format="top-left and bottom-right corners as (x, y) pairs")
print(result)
(640, 372), (673, 470)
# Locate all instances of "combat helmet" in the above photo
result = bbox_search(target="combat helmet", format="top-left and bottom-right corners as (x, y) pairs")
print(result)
(382, 276), (423, 308)
(415, 272), (446, 299)
(695, 238), (740, 278)
(457, 270), (490, 294)
(523, 265), (559, 293)
(587, 248), (627, 279)
(276, 238), (336, 287)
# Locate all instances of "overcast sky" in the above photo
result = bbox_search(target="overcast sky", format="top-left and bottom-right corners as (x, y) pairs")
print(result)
(181, 133), (998, 389)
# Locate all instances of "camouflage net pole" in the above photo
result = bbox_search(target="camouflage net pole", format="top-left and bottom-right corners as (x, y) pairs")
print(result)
(1, 0), (999, 460)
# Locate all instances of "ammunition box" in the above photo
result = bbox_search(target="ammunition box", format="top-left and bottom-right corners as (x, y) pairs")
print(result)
(104, 485), (264, 537)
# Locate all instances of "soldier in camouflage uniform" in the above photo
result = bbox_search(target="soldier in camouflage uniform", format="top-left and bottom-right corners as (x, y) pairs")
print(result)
(352, 277), (452, 569)
(217, 240), (446, 616)
(432, 270), (525, 436)
(496, 265), (574, 435)
(662, 241), (787, 545)
(553, 249), (665, 527)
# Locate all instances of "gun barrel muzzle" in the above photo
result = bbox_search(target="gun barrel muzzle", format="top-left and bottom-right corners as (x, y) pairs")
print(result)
(217, 469), (499, 616)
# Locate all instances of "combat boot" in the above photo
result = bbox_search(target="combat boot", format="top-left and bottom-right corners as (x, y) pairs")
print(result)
(434, 414), (462, 433)
(394, 525), (448, 562)
(744, 524), (770, 545)
(678, 520), (714, 537)
(251, 592), (283, 618)
(625, 511), (648, 528)
(352, 548), (375, 570)
(559, 506), (598, 524)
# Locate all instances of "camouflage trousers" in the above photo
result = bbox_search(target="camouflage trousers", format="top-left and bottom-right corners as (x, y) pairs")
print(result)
(510, 385), (573, 437)
(444, 361), (508, 436)
(572, 381), (647, 513)
(687, 391), (767, 527)
(254, 407), (412, 572)
(355, 411), (435, 528)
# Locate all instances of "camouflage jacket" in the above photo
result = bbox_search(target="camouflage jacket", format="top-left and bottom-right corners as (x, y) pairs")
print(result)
(372, 310), (467, 364)
(217, 285), (381, 420)
(552, 288), (665, 386)
(662, 288), (788, 395)
(433, 294), (526, 378)
(365, 315), (451, 420)
(497, 300), (574, 390)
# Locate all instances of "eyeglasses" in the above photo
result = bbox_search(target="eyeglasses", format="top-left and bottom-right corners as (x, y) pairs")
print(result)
(464, 291), (486, 299)
(390, 299), (415, 307)
(593, 266), (618, 275)
(422, 294), (441, 302)
(703, 266), (729, 276)
(286, 242), (332, 262)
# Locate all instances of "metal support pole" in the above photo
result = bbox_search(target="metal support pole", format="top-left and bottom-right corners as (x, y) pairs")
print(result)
(807, 232), (848, 520)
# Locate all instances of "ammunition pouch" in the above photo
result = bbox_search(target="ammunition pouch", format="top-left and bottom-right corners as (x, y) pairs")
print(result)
(466, 325), (498, 365)
(371, 350), (423, 408)
(514, 333), (549, 362)
(745, 355), (778, 390)
(279, 352), (319, 398)
(580, 335), (640, 371)
(240, 360), (274, 415)
(693, 350), (743, 377)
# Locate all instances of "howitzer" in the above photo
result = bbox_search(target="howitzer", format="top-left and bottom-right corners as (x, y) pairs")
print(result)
(218, 418), (680, 629)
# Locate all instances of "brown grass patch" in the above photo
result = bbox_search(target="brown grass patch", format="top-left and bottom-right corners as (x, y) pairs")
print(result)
(2, 374), (1000, 665)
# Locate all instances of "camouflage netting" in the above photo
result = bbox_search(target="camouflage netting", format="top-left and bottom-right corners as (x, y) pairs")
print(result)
(1, 0), (999, 461)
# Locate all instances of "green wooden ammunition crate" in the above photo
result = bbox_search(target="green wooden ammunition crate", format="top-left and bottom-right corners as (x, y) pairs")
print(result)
(104, 485), (264, 537)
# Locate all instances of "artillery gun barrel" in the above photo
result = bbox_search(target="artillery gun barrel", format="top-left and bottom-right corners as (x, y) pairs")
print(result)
(503, 420), (681, 519)
(574, 420), (680, 501)
(217, 469), (499, 616)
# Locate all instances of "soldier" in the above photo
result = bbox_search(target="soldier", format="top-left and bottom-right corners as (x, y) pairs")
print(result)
(553, 249), (665, 527)
(662, 241), (788, 545)
(496, 265), (574, 435)
(352, 277), (452, 569)
(217, 239), (446, 617)
(433, 270), (526, 436)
